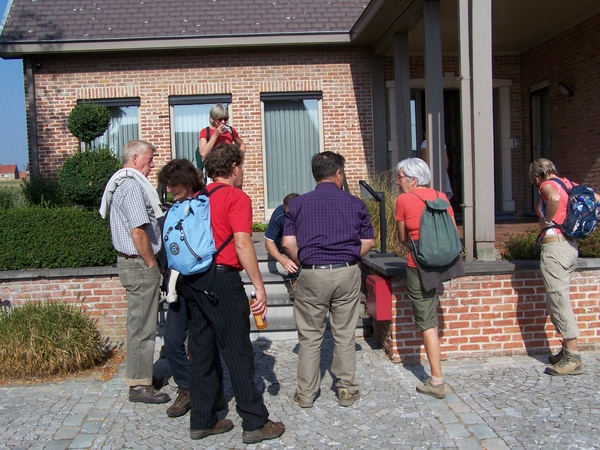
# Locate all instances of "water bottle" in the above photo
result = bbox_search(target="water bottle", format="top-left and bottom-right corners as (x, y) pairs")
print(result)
(596, 202), (600, 220)
(250, 291), (267, 330)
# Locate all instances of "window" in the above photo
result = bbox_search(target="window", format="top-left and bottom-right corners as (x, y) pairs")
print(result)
(169, 95), (232, 165)
(86, 98), (140, 155)
(261, 92), (323, 211)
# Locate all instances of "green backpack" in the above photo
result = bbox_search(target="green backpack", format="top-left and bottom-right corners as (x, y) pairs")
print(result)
(411, 191), (462, 267)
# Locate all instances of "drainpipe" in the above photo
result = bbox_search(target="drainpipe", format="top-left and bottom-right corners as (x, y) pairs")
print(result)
(458, 0), (474, 262)
(24, 58), (40, 176)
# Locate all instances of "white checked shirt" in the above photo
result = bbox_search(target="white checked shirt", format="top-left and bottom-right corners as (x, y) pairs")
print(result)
(109, 178), (161, 256)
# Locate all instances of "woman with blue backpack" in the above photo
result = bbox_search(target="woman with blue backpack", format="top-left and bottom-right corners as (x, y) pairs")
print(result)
(530, 158), (600, 376)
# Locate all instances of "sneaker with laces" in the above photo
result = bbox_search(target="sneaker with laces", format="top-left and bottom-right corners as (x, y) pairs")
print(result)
(338, 388), (360, 407)
(416, 378), (446, 399)
(129, 385), (171, 404)
(242, 419), (285, 444)
(167, 389), (191, 417)
(190, 418), (234, 440)
(544, 348), (585, 376)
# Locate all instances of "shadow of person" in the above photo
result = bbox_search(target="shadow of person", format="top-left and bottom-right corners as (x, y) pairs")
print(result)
(253, 339), (280, 395)
(510, 265), (552, 359)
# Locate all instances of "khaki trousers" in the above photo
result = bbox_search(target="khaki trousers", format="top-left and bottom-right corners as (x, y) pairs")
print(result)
(540, 239), (580, 339)
(293, 265), (361, 403)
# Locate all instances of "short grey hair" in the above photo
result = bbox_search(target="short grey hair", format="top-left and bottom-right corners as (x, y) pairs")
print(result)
(209, 103), (229, 120)
(396, 158), (431, 186)
(121, 140), (156, 165)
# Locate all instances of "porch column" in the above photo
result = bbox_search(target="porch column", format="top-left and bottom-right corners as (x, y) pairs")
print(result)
(458, 0), (474, 262)
(393, 32), (411, 168)
(24, 58), (40, 176)
(423, 0), (445, 192)
(371, 56), (388, 172)
(471, 0), (496, 259)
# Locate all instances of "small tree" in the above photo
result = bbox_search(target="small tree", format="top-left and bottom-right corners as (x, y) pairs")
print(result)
(67, 102), (111, 145)
(60, 147), (121, 208)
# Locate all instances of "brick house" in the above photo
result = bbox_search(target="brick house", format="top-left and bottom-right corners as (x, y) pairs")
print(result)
(0, 164), (19, 180)
(1, 0), (600, 260)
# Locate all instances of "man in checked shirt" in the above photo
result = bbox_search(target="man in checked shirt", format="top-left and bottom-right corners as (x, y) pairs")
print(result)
(282, 151), (375, 409)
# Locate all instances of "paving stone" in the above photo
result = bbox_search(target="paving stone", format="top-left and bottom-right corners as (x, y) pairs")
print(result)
(1, 338), (600, 449)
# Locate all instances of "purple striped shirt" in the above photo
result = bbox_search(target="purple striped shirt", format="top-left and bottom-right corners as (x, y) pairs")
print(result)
(283, 182), (374, 265)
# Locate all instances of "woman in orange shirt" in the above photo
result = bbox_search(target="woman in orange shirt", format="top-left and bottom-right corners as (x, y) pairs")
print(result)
(395, 158), (458, 399)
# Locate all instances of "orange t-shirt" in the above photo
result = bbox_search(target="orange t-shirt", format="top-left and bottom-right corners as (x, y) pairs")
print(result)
(395, 187), (454, 268)
(537, 177), (573, 236)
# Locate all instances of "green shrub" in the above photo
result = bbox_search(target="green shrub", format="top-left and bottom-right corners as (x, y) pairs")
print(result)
(252, 222), (268, 233)
(0, 301), (105, 378)
(21, 175), (66, 207)
(0, 186), (27, 209)
(59, 147), (121, 208)
(502, 227), (540, 260)
(67, 102), (111, 144)
(359, 171), (407, 258)
(0, 206), (116, 270)
(575, 230), (600, 258)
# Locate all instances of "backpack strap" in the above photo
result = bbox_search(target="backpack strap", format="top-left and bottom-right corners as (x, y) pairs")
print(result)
(200, 184), (235, 300)
(547, 177), (573, 193)
(205, 126), (211, 141)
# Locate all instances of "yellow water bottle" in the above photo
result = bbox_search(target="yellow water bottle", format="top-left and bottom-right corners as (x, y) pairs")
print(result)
(250, 291), (268, 330)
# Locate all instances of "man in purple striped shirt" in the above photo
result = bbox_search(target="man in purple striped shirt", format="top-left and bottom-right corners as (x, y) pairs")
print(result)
(282, 151), (375, 408)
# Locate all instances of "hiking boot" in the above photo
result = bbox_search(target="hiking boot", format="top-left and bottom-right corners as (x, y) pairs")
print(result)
(213, 393), (228, 412)
(129, 385), (171, 404)
(293, 392), (313, 408)
(544, 348), (585, 376)
(338, 388), (360, 407)
(167, 389), (191, 417)
(190, 418), (234, 440)
(416, 378), (446, 399)
(548, 341), (565, 364)
(242, 420), (285, 444)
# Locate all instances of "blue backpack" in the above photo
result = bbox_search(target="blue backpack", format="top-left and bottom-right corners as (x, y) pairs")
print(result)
(162, 185), (230, 275)
(544, 178), (599, 239)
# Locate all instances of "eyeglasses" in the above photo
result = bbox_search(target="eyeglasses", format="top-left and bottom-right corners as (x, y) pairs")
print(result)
(397, 174), (409, 180)
(215, 117), (229, 122)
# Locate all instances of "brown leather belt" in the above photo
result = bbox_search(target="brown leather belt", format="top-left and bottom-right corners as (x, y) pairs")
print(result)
(117, 252), (140, 260)
(540, 234), (568, 244)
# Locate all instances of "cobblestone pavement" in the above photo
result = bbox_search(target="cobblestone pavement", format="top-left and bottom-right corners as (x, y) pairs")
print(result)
(1, 337), (599, 449)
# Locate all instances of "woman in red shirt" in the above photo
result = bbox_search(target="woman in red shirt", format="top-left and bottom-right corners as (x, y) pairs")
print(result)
(395, 158), (457, 399)
(199, 103), (246, 163)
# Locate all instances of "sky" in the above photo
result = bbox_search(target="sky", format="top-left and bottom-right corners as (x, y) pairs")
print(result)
(0, 0), (28, 171)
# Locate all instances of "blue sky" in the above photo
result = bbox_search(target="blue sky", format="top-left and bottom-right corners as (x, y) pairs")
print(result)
(0, 0), (28, 171)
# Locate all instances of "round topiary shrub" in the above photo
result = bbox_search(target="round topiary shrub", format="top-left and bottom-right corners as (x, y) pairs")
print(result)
(67, 102), (111, 144)
(0, 301), (105, 379)
(60, 147), (121, 208)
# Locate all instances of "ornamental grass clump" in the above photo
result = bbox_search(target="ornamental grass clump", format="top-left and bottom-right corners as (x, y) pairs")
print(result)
(359, 171), (407, 258)
(0, 301), (105, 379)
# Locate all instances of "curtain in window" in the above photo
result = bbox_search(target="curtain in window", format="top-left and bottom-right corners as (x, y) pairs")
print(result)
(91, 106), (139, 155)
(264, 99), (319, 209)
(173, 104), (212, 164)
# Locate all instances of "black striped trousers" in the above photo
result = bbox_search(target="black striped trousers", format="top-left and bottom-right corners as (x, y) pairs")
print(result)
(181, 268), (269, 431)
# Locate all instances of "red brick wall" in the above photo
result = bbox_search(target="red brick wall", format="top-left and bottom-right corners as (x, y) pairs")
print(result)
(519, 13), (600, 211)
(29, 47), (373, 221)
(370, 269), (600, 362)
(1, 275), (128, 345)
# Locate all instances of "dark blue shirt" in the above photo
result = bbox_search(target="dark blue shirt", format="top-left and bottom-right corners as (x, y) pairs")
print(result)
(265, 204), (285, 252)
(283, 182), (374, 265)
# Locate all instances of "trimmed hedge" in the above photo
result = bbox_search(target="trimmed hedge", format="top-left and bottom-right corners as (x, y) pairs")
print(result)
(60, 148), (121, 208)
(0, 206), (116, 270)
(67, 102), (111, 144)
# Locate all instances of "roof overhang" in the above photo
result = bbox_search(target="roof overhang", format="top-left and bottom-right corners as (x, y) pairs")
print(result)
(0, 32), (351, 58)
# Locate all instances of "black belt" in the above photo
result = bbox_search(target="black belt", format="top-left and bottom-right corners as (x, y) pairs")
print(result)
(216, 265), (240, 273)
(301, 261), (357, 270)
(117, 252), (140, 260)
